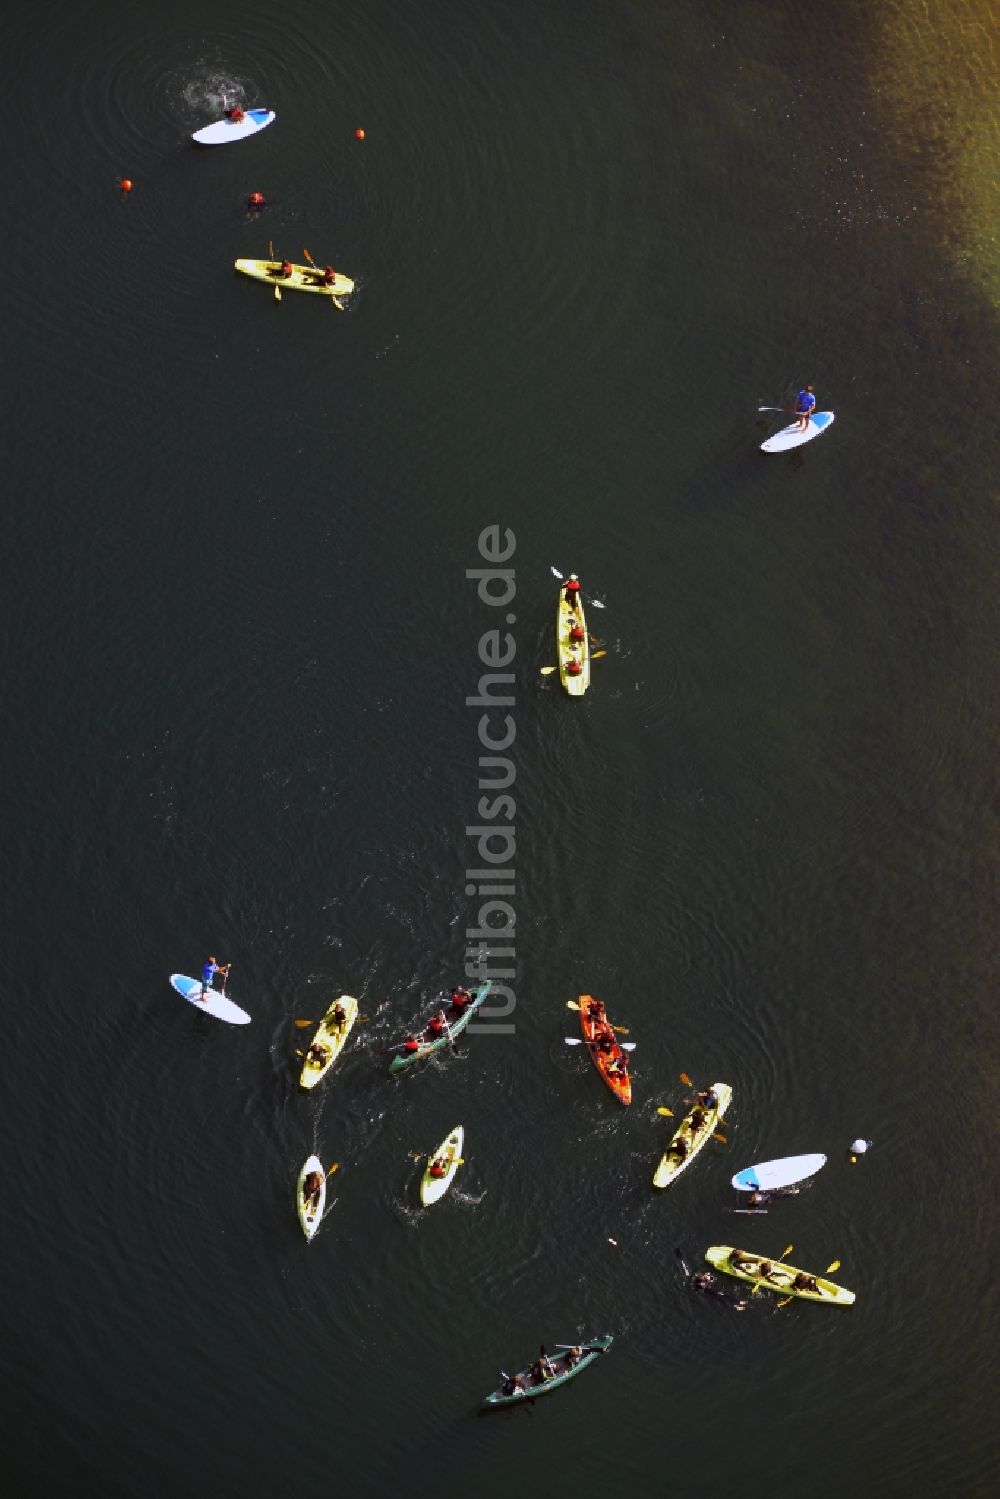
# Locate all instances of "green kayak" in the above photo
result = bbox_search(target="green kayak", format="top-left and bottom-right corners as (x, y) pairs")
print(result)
(482, 1336), (613, 1407)
(388, 982), (491, 1072)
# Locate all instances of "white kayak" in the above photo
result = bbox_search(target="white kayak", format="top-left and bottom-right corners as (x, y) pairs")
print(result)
(296, 1154), (327, 1240)
(761, 411), (835, 452)
(192, 108), (275, 146)
(169, 973), (251, 1026)
(732, 1153), (827, 1192)
(420, 1126), (464, 1206)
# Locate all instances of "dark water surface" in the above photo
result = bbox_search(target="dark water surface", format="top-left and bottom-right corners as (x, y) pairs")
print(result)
(3, 2), (998, 1495)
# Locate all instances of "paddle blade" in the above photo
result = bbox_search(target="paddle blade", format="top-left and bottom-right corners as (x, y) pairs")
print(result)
(274, 285), (281, 301)
(564, 1037), (584, 1046)
(825, 1259), (841, 1274)
(326, 1163), (340, 1177)
(656, 1106), (674, 1117)
(611, 1025), (629, 1035)
(592, 650), (607, 660)
(621, 1042), (637, 1051)
(550, 566), (564, 579)
(775, 1295), (793, 1310)
(303, 247), (315, 265)
(293, 1019), (314, 1028)
(539, 665), (558, 676)
(565, 999), (581, 1011)
(679, 1072), (693, 1087)
(781, 1244), (794, 1260)
(713, 1133), (728, 1145)
(268, 239), (275, 259)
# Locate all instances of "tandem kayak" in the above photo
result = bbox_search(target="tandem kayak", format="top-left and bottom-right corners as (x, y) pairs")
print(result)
(653, 1083), (731, 1189)
(169, 973), (251, 1026)
(482, 1336), (613, 1408)
(192, 108), (275, 145)
(705, 1246), (855, 1306)
(296, 1154), (327, 1241)
(299, 995), (359, 1090)
(556, 577), (590, 695)
(420, 1126), (464, 1206)
(388, 982), (491, 1073)
(234, 259), (355, 297)
(578, 994), (631, 1105)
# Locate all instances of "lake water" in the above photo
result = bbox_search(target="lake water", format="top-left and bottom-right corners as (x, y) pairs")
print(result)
(3, 2), (997, 1495)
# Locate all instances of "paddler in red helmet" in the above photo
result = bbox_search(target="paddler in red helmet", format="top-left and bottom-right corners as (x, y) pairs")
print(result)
(564, 574), (582, 609)
(426, 1008), (448, 1038)
(449, 985), (472, 1012)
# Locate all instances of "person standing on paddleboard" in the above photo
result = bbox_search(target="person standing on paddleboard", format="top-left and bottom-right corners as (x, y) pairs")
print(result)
(201, 956), (229, 998)
(794, 385), (817, 431)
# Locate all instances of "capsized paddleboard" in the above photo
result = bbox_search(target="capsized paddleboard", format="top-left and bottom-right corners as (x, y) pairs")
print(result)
(170, 973), (251, 1025)
(761, 411), (835, 453)
(732, 1153), (826, 1192)
(192, 109), (275, 146)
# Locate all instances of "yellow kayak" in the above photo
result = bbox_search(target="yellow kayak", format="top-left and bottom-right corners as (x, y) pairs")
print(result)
(705, 1246), (856, 1305)
(235, 259), (355, 297)
(556, 577), (590, 695)
(299, 995), (358, 1090)
(653, 1082), (731, 1189)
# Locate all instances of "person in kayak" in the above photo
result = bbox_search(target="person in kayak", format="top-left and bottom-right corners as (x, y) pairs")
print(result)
(428, 1157), (448, 1180)
(607, 1055), (628, 1079)
(227, 106), (245, 122)
(564, 575), (582, 609)
(530, 1356), (553, 1385)
(271, 259), (293, 279)
(793, 1271), (819, 1293)
(449, 985), (472, 1011)
(729, 1250), (758, 1272)
(331, 1001), (348, 1029)
(794, 385), (817, 431)
(302, 1169), (324, 1206)
(597, 1030), (615, 1055)
(569, 621), (585, 643)
(426, 1009), (448, 1038)
(586, 999), (604, 1020)
(200, 956), (228, 997)
(566, 658), (583, 677)
(693, 1087), (718, 1109)
(306, 1041), (330, 1067)
(402, 1036), (421, 1054)
(501, 1373), (524, 1397)
(668, 1137), (689, 1160)
(689, 1108), (707, 1131)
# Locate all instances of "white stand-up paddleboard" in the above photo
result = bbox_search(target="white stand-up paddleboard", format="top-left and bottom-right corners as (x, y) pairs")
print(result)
(731, 1153), (827, 1192)
(761, 411), (835, 453)
(170, 973), (251, 1025)
(296, 1154), (327, 1240)
(192, 109), (275, 146)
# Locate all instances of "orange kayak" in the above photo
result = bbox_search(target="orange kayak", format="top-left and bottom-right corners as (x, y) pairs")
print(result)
(579, 994), (632, 1105)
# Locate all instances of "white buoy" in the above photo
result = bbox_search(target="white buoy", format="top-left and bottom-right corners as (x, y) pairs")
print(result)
(850, 1139), (869, 1154)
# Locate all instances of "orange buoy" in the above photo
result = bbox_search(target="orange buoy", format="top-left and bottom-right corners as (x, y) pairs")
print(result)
(247, 190), (266, 208)
(354, 127), (365, 140)
(119, 177), (133, 193)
